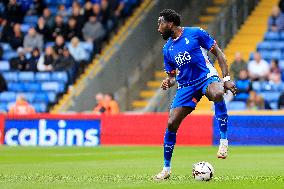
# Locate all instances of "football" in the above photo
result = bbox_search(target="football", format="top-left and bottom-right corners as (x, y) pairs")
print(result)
(192, 161), (214, 181)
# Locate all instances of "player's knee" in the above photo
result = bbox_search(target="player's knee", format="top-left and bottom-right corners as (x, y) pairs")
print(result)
(167, 119), (178, 132)
(212, 90), (224, 102)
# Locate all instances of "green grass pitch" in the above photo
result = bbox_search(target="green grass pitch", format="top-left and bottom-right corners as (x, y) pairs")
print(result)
(0, 146), (283, 189)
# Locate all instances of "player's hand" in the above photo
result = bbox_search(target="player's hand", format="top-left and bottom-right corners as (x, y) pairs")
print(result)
(161, 78), (174, 90)
(224, 81), (237, 96)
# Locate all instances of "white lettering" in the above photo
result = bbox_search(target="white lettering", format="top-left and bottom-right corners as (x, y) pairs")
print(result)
(4, 120), (100, 146)
(67, 129), (84, 146)
(57, 120), (66, 146)
(84, 129), (99, 146)
(18, 129), (37, 146)
(5, 128), (18, 146)
(38, 119), (57, 146)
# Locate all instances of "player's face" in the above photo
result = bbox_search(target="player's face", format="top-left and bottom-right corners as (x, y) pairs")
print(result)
(158, 16), (173, 40)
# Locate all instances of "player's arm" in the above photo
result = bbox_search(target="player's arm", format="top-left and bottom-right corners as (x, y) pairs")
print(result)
(210, 45), (237, 95)
(161, 70), (176, 90)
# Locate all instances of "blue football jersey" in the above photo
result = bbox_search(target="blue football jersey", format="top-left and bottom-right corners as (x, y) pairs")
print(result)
(163, 27), (218, 88)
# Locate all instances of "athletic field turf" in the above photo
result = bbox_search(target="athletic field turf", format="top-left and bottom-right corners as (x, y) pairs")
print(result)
(0, 146), (283, 189)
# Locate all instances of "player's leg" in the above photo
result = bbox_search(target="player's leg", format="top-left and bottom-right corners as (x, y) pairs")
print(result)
(205, 81), (229, 159)
(154, 106), (194, 180)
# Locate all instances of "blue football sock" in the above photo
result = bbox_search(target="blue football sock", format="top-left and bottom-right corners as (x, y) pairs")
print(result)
(163, 129), (177, 168)
(214, 100), (228, 139)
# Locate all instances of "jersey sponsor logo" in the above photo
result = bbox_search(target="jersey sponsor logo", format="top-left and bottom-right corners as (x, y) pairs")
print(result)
(174, 51), (191, 66)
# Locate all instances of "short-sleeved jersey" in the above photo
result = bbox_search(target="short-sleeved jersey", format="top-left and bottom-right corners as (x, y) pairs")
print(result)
(163, 27), (218, 88)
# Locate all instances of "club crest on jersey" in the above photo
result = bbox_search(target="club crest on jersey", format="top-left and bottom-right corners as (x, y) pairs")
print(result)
(174, 51), (191, 66)
(185, 38), (189, 44)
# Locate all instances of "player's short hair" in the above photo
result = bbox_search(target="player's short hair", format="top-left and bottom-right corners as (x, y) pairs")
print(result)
(159, 9), (181, 26)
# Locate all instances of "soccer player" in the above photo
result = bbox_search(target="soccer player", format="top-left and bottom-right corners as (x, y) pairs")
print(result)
(154, 9), (237, 180)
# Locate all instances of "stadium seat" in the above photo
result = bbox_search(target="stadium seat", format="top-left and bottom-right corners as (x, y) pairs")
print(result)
(2, 72), (18, 82)
(21, 24), (31, 33)
(47, 92), (57, 103)
(32, 102), (47, 112)
(34, 92), (56, 103)
(259, 92), (281, 102)
(264, 32), (280, 41)
(23, 16), (38, 25)
(51, 71), (68, 83)
(257, 41), (273, 50)
(8, 82), (24, 92)
(81, 42), (94, 53)
(35, 72), (51, 81)
(227, 101), (247, 110)
(259, 50), (281, 60)
(280, 32), (284, 40)
(269, 102), (278, 110)
(2, 51), (18, 61)
(0, 103), (7, 112)
(0, 91), (16, 102)
(23, 82), (41, 92)
(0, 43), (12, 51)
(45, 42), (55, 48)
(0, 60), (10, 71)
(279, 60), (284, 71)
(41, 82), (65, 93)
(252, 81), (262, 92)
(18, 72), (35, 82)
(257, 41), (284, 51)
(21, 92), (35, 103)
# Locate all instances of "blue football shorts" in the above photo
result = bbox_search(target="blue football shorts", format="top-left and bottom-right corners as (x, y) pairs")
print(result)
(171, 76), (220, 109)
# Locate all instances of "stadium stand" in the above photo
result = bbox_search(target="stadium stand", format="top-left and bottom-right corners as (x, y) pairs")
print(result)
(0, 0), (141, 113)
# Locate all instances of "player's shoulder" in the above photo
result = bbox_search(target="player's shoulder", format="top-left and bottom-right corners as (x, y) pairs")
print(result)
(183, 26), (205, 35)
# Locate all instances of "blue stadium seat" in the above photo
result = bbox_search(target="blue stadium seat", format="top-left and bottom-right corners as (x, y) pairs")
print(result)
(45, 41), (55, 48)
(23, 82), (41, 92)
(2, 51), (18, 61)
(2, 72), (18, 82)
(51, 71), (68, 83)
(34, 91), (56, 103)
(260, 91), (281, 102)
(280, 32), (284, 40)
(0, 91), (16, 102)
(8, 83), (24, 92)
(259, 50), (281, 61)
(81, 42), (94, 53)
(18, 72), (35, 82)
(269, 102), (278, 110)
(227, 101), (247, 110)
(23, 16), (38, 25)
(33, 92), (49, 103)
(41, 82), (65, 93)
(257, 41), (273, 50)
(47, 92), (57, 103)
(35, 72), (51, 81)
(0, 103), (7, 112)
(21, 24), (31, 33)
(0, 43), (12, 51)
(32, 102), (47, 112)
(49, 6), (58, 15)
(264, 32), (280, 40)
(252, 81), (262, 92)
(0, 60), (10, 71)
(274, 42), (284, 49)
(279, 60), (284, 71)
(21, 92), (35, 103)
